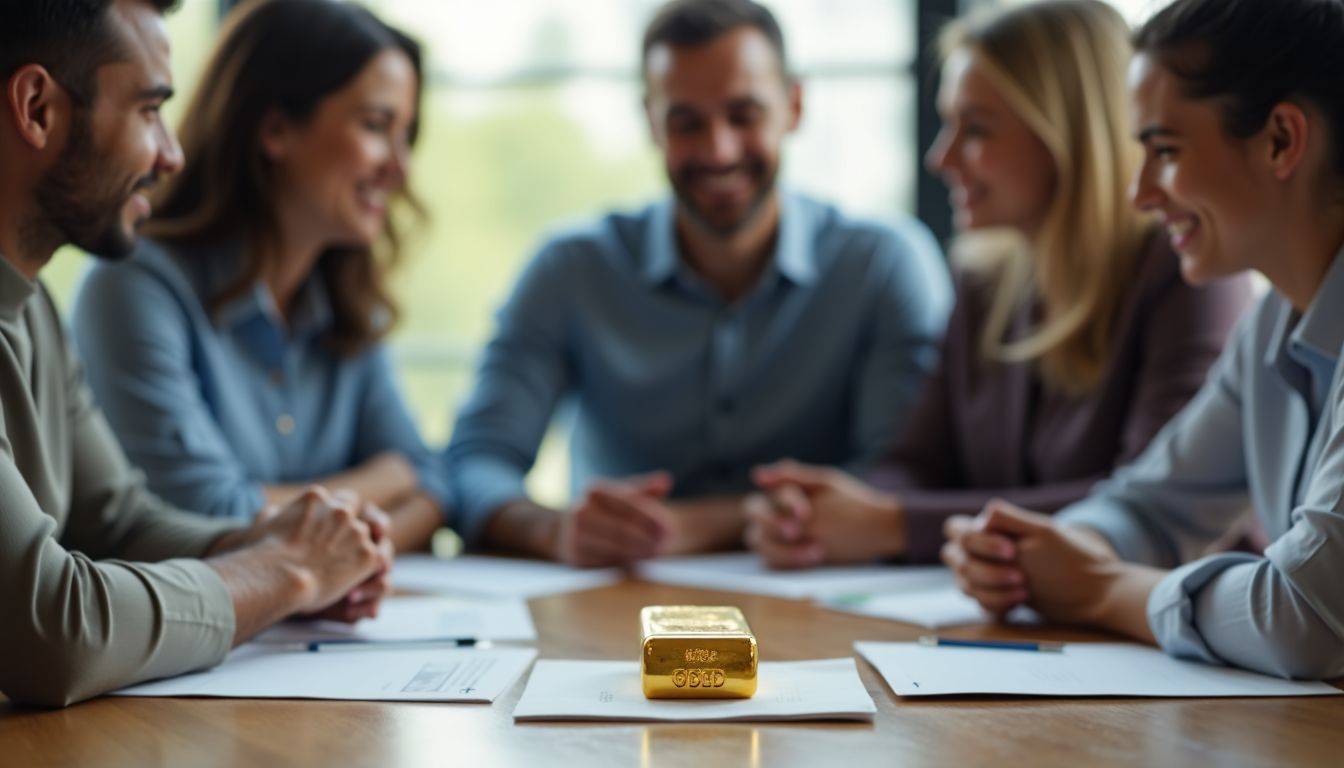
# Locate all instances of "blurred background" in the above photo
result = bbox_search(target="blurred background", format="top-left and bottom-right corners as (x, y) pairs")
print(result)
(48, 0), (1164, 504)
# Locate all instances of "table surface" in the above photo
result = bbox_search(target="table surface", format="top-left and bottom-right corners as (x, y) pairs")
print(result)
(4, 578), (1342, 767)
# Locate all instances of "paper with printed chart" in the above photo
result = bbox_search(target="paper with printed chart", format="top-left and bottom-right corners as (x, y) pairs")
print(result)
(855, 641), (1344, 698)
(636, 552), (953, 600)
(252, 595), (537, 645)
(512, 658), (876, 722)
(392, 554), (622, 599)
(112, 645), (537, 702)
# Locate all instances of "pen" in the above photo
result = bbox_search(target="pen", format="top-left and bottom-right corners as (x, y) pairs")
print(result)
(306, 638), (491, 652)
(918, 636), (1064, 653)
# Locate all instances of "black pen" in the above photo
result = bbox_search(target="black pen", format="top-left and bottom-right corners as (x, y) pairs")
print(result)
(306, 637), (490, 652)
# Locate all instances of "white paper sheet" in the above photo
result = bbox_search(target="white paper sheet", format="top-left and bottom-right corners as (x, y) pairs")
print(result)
(112, 646), (538, 702)
(512, 658), (876, 722)
(855, 641), (1344, 698)
(636, 552), (952, 600)
(252, 596), (537, 645)
(392, 554), (622, 599)
(827, 587), (1039, 629)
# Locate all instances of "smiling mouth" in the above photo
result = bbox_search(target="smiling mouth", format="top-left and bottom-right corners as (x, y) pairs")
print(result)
(1165, 217), (1199, 250)
(356, 184), (389, 213)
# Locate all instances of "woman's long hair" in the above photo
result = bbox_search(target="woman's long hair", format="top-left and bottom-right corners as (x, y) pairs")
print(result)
(941, 0), (1150, 394)
(146, 0), (425, 355)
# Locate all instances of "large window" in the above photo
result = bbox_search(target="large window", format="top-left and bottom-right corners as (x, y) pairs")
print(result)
(48, 0), (1155, 505)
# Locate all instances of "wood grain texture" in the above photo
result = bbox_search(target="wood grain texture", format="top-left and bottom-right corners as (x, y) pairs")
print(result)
(3, 579), (1342, 767)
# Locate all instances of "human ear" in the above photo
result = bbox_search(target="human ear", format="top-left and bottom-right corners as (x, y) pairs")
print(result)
(258, 108), (296, 162)
(1263, 102), (1310, 183)
(5, 65), (66, 151)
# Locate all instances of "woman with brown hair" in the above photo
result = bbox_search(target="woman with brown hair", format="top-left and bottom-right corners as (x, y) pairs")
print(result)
(72, 0), (446, 551)
(744, 0), (1253, 568)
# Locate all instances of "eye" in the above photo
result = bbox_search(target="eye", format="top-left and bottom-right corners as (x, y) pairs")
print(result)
(1151, 145), (1178, 160)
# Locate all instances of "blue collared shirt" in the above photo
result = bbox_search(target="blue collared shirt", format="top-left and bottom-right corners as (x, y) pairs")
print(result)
(446, 193), (952, 544)
(71, 239), (449, 520)
(1059, 246), (1344, 679)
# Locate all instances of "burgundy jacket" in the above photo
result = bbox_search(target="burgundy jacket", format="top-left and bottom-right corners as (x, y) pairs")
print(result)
(871, 236), (1255, 562)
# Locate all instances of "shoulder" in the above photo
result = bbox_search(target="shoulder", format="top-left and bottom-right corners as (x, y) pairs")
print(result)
(527, 202), (660, 275)
(798, 195), (946, 289)
(72, 239), (212, 338)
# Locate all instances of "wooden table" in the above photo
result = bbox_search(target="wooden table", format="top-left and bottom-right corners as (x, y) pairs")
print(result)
(4, 579), (1342, 767)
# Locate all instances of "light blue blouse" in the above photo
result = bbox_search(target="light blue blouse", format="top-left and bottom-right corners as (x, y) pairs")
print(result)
(1059, 247), (1344, 679)
(71, 239), (448, 520)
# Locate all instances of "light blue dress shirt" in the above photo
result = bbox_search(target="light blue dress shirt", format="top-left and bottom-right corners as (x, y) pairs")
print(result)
(71, 239), (449, 520)
(1058, 247), (1344, 679)
(446, 193), (952, 544)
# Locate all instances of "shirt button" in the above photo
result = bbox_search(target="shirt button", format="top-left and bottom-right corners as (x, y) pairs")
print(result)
(276, 414), (296, 436)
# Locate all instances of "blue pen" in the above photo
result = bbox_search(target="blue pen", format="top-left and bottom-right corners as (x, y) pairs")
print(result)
(306, 637), (488, 652)
(918, 636), (1064, 653)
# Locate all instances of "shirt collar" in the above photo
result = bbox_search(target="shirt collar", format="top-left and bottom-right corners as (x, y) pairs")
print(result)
(213, 265), (335, 343)
(1267, 244), (1344, 370)
(639, 192), (817, 289)
(0, 255), (36, 323)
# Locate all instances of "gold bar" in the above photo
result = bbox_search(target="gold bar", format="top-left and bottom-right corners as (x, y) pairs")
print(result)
(640, 605), (758, 699)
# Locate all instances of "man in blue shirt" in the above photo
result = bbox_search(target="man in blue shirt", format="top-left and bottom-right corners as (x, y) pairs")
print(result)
(447, 0), (951, 566)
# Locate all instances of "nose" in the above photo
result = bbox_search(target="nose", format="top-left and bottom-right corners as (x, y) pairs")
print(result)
(704, 119), (742, 167)
(1128, 159), (1164, 213)
(156, 117), (184, 176)
(924, 126), (956, 178)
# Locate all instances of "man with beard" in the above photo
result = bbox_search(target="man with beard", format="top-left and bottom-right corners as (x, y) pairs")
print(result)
(447, 0), (951, 566)
(0, 0), (394, 707)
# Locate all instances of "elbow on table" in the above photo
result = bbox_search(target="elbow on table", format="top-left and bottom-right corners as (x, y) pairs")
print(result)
(2, 646), (106, 708)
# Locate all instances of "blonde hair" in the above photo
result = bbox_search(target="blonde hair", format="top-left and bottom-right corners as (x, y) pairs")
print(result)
(941, 0), (1150, 393)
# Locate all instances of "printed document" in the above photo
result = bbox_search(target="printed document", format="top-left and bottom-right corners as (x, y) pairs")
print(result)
(253, 595), (537, 644)
(393, 554), (622, 599)
(855, 641), (1344, 698)
(113, 646), (538, 702)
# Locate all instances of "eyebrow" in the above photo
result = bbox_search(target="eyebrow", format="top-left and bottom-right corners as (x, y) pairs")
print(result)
(1137, 126), (1180, 142)
(137, 85), (175, 102)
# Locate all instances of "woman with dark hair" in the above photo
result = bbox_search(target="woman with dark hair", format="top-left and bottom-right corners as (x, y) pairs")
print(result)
(944, 0), (1344, 679)
(72, 0), (448, 552)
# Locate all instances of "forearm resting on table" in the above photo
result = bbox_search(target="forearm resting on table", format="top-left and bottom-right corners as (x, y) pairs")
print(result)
(484, 497), (563, 559)
(664, 496), (749, 554)
(205, 541), (312, 646)
(261, 454), (420, 510)
(385, 492), (444, 553)
(1067, 524), (1162, 644)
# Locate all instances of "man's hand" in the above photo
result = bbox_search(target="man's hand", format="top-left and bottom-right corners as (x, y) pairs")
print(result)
(942, 500), (1122, 622)
(744, 460), (905, 569)
(209, 486), (394, 643)
(552, 472), (675, 567)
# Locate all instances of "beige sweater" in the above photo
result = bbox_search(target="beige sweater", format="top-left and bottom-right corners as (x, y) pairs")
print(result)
(0, 256), (237, 707)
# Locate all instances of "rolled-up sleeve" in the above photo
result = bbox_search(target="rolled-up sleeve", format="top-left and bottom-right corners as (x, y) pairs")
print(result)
(72, 263), (265, 520)
(845, 220), (951, 472)
(1145, 384), (1344, 680)
(445, 242), (572, 545)
(1056, 308), (1257, 566)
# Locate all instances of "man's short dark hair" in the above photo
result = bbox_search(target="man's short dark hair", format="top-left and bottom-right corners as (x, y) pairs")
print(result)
(641, 0), (790, 78)
(0, 0), (181, 107)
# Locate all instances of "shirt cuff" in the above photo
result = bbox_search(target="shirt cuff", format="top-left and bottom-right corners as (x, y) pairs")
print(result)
(452, 459), (530, 548)
(1146, 552), (1261, 664)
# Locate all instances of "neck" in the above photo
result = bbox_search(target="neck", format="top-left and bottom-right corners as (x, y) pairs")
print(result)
(260, 231), (324, 324)
(675, 194), (781, 303)
(0, 190), (60, 282)
(1258, 201), (1344, 313)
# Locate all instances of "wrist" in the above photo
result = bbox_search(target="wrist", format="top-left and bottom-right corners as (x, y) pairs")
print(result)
(871, 492), (907, 560)
(1092, 562), (1164, 643)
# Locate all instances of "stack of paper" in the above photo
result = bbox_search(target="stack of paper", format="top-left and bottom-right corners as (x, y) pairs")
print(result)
(855, 641), (1344, 698)
(636, 552), (951, 601)
(392, 554), (622, 599)
(826, 587), (1039, 629)
(512, 658), (876, 722)
(253, 595), (537, 645)
(113, 646), (538, 702)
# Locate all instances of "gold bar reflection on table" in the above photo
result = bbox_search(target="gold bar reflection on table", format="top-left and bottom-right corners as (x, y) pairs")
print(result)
(640, 605), (758, 699)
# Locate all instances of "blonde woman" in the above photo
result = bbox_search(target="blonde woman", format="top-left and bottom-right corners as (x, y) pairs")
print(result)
(744, 0), (1252, 568)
